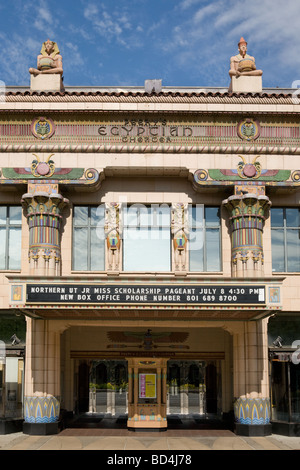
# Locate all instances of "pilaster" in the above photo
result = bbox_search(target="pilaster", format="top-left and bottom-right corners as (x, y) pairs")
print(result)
(23, 318), (61, 435)
(105, 202), (122, 272)
(171, 203), (188, 273)
(232, 319), (271, 436)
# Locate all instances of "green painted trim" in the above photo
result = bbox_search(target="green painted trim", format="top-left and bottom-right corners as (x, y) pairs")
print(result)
(208, 169), (291, 181)
(2, 167), (85, 180)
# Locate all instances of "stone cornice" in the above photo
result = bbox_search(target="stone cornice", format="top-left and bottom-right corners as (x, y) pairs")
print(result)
(1, 144), (300, 154)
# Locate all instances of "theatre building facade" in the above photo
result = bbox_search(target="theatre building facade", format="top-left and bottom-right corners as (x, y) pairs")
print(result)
(0, 39), (300, 436)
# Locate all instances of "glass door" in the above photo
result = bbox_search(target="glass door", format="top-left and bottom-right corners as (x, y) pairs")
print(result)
(167, 360), (220, 417)
(271, 360), (300, 422)
(88, 360), (128, 415)
(167, 363), (181, 414)
(187, 362), (206, 414)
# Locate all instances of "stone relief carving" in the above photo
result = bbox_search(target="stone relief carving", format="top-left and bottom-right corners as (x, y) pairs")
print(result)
(105, 203), (121, 271)
(171, 203), (188, 272)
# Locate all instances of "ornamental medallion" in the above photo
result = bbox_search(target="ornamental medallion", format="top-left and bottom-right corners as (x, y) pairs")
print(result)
(237, 118), (260, 141)
(31, 117), (55, 140)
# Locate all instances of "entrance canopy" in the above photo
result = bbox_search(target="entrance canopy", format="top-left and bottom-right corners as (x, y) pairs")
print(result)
(8, 276), (283, 321)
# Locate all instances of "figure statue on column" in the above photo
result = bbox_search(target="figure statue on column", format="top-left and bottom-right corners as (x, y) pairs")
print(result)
(29, 39), (63, 75)
(105, 203), (121, 271)
(171, 203), (188, 272)
(229, 37), (262, 78)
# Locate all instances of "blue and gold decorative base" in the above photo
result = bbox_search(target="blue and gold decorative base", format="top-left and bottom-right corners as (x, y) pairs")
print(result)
(234, 397), (272, 436)
(23, 395), (60, 434)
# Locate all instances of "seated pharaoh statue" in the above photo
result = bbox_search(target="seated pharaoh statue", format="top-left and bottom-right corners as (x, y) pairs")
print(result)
(229, 37), (262, 93)
(229, 37), (262, 78)
(29, 39), (63, 76)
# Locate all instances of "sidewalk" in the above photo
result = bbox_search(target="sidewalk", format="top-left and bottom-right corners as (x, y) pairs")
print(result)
(0, 428), (299, 451)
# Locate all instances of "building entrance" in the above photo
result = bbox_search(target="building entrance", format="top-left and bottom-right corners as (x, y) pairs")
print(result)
(76, 358), (222, 421)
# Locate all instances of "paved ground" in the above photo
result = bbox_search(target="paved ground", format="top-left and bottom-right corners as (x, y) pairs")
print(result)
(0, 428), (299, 451)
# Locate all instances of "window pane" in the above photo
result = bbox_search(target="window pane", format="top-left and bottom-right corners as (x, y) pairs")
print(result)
(188, 206), (221, 272)
(90, 228), (105, 270)
(73, 206), (88, 226)
(287, 229), (300, 272)
(73, 206), (106, 271)
(152, 204), (170, 227)
(0, 207), (6, 225)
(123, 206), (171, 271)
(271, 208), (284, 227)
(189, 205), (204, 228)
(124, 205), (140, 226)
(73, 227), (88, 270)
(286, 208), (300, 228)
(205, 207), (220, 227)
(189, 228), (204, 271)
(9, 207), (22, 224)
(206, 228), (221, 271)
(90, 205), (105, 227)
(139, 206), (151, 227)
(271, 229), (285, 272)
(8, 227), (21, 269)
(0, 227), (6, 269)
(123, 226), (170, 271)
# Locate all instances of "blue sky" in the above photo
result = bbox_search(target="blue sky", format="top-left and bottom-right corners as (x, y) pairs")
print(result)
(0, 0), (299, 89)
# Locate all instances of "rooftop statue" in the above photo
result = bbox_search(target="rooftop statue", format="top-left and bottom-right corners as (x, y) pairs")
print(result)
(29, 39), (63, 75)
(229, 37), (262, 78)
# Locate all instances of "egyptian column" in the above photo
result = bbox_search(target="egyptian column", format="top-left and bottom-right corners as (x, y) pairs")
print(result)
(21, 182), (68, 433)
(222, 185), (272, 434)
(21, 185), (69, 277)
(222, 188), (271, 278)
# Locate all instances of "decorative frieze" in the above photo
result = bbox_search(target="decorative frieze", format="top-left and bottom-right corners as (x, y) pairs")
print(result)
(1, 114), (300, 152)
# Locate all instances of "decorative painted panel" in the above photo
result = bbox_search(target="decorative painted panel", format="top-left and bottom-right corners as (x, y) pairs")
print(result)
(1, 114), (300, 151)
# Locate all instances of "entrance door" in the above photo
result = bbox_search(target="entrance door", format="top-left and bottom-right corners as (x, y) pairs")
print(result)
(168, 363), (181, 414)
(167, 360), (220, 417)
(88, 360), (128, 415)
(78, 362), (89, 412)
(206, 362), (218, 414)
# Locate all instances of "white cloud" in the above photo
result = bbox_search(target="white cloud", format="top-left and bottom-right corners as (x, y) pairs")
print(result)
(31, 0), (58, 37)
(179, 0), (204, 10)
(82, 2), (145, 50)
(162, 0), (300, 84)
(0, 33), (40, 84)
(83, 3), (128, 43)
(193, 2), (222, 23)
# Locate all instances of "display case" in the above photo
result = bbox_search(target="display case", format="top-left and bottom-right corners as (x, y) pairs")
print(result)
(127, 357), (168, 430)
